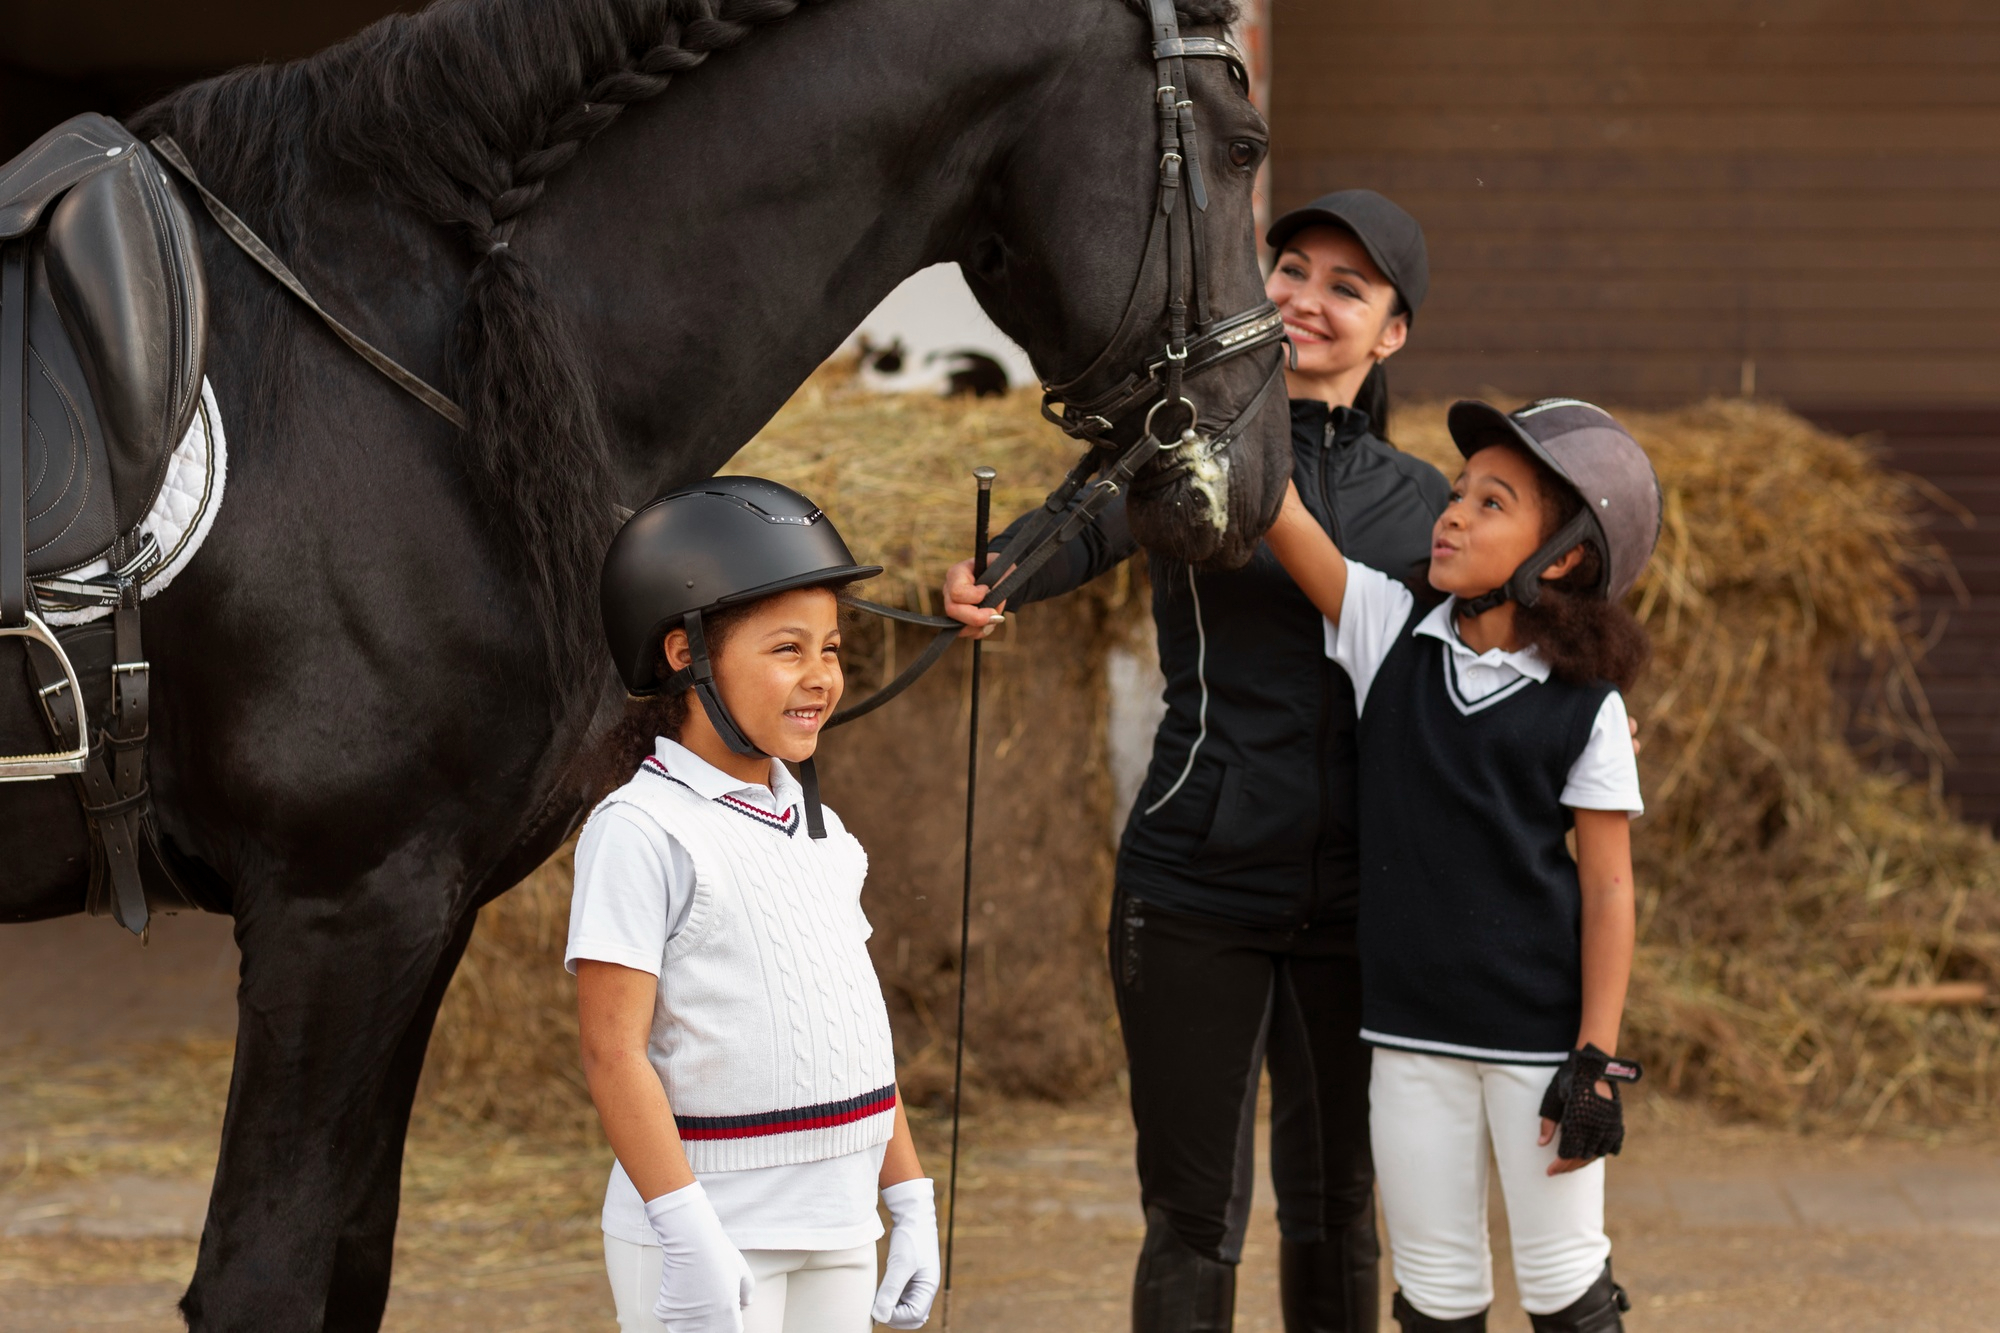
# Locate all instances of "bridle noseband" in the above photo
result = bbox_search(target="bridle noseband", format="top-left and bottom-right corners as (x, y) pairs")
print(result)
(977, 0), (1289, 608)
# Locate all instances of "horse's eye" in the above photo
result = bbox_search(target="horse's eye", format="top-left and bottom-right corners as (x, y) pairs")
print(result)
(1228, 140), (1263, 170)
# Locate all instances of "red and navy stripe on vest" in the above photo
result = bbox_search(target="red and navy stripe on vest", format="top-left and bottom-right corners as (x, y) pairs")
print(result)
(642, 755), (801, 836)
(673, 1084), (897, 1141)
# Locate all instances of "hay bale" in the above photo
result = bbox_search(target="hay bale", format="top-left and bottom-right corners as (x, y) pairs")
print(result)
(420, 851), (597, 1137)
(427, 378), (2000, 1135)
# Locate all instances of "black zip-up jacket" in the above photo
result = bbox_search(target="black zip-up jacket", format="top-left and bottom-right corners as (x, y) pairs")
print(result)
(994, 401), (1448, 930)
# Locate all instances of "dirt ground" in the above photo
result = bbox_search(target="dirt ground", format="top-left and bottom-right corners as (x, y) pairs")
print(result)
(7, 912), (2000, 1332)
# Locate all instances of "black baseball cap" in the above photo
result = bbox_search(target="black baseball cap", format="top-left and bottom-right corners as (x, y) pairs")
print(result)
(1265, 189), (1429, 321)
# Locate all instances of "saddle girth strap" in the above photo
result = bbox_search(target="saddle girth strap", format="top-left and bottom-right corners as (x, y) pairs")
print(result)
(26, 604), (154, 934)
(103, 599), (152, 932)
(1, 240), (25, 627)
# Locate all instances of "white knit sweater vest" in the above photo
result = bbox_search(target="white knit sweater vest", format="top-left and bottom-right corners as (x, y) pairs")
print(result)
(595, 756), (898, 1172)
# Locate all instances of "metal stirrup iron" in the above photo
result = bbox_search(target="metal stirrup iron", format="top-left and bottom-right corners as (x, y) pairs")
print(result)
(941, 465), (995, 1331)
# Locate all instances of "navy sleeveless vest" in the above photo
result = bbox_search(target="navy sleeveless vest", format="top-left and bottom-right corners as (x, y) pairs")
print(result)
(1354, 603), (1613, 1062)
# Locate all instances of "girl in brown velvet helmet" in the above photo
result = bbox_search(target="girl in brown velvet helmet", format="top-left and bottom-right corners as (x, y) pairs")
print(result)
(1265, 398), (1661, 1333)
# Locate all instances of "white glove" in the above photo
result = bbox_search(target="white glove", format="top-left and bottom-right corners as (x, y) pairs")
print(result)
(644, 1181), (755, 1332)
(871, 1177), (941, 1329)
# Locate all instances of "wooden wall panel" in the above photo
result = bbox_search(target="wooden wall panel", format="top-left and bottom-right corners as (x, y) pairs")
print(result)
(1268, 1), (2000, 409)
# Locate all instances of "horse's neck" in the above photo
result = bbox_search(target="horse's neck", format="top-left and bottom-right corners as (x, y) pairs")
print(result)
(528, 0), (1063, 502)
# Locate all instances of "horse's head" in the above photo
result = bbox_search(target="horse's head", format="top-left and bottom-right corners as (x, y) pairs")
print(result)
(961, 0), (1288, 570)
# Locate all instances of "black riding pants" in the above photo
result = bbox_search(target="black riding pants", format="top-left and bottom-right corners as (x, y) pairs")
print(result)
(1111, 889), (1375, 1264)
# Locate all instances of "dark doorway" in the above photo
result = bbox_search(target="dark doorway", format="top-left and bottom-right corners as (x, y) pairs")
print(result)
(1, 1), (416, 156)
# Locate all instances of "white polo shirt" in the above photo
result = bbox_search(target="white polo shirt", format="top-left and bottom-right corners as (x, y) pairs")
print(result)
(1325, 561), (1642, 814)
(567, 738), (888, 1252)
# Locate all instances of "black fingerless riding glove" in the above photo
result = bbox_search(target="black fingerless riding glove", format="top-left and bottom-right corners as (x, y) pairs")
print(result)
(1538, 1044), (1643, 1161)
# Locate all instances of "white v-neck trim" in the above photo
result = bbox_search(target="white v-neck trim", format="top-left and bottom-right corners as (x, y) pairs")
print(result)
(1414, 598), (1550, 716)
(644, 737), (803, 834)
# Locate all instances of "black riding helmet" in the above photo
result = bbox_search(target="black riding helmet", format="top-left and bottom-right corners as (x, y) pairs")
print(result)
(601, 476), (880, 838)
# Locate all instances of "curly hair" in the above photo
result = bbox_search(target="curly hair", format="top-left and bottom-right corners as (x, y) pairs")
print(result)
(1512, 451), (1652, 692)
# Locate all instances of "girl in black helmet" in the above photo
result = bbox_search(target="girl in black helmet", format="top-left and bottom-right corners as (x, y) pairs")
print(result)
(1265, 399), (1659, 1333)
(943, 188), (1442, 1333)
(571, 477), (939, 1333)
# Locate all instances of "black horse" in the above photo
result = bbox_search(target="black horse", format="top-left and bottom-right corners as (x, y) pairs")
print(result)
(1, 0), (1284, 1327)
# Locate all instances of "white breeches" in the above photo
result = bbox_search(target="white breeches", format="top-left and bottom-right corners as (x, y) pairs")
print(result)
(604, 1236), (877, 1333)
(1369, 1047), (1611, 1318)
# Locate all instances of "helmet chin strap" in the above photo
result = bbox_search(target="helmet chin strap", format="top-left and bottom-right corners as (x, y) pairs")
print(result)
(662, 609), (830, 840)
(1455, 509), (1603, 619)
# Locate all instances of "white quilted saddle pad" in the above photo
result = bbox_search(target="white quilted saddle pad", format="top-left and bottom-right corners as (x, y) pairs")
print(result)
(47, 376), (227, 626)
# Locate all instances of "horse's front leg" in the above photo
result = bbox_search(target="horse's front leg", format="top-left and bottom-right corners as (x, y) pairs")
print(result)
(180, 861), (467, 1333)
(322, 907), (479, 1332)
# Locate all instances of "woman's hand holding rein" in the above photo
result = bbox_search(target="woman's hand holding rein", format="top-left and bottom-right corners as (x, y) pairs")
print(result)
(943, 556), (1007, 639)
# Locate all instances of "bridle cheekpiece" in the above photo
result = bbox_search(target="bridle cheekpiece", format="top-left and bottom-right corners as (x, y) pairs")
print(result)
(989, 0), (1288, 599)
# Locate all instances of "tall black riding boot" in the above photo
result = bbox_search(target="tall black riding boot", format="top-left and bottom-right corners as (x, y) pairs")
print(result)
(1526, 1262), (1630, 1333)
(1391, 1290), (1488, 1332)
(1277, 1217), (1381, 1332)
(1132, 1206), (1237, 1333)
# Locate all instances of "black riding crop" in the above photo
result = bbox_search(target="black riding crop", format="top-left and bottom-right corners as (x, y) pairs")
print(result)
(941, 464), (994, 1331)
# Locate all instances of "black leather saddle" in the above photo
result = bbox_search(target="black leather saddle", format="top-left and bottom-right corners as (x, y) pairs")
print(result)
(1, 113), (210, 932)
(0, 113), (207, 591)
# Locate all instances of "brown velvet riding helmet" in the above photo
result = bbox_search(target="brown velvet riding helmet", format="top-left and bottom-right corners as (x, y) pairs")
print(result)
(1447, 398), (1663, 608)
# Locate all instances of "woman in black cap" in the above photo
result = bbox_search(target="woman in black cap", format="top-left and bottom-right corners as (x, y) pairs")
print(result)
(941, 190), (1446, 1333)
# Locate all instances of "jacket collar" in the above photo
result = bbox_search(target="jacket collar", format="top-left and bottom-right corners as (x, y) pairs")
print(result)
(1290, 398), (1374, 446)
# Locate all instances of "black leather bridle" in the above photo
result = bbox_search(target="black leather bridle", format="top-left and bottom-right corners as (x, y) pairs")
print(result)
(828, 0), (1288, 726)
(949, 0), (1287, 620)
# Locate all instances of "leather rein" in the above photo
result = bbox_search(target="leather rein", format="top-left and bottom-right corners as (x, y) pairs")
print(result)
(141, 2), (1286, 730)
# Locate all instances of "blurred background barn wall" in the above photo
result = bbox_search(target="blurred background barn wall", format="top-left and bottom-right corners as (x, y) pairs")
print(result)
(1268, 0), (2000, 823)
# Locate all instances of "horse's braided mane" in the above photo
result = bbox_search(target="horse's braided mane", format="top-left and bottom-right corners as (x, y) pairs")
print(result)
(130, 0), (1233, 692)
(132, 0), (830, 692)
